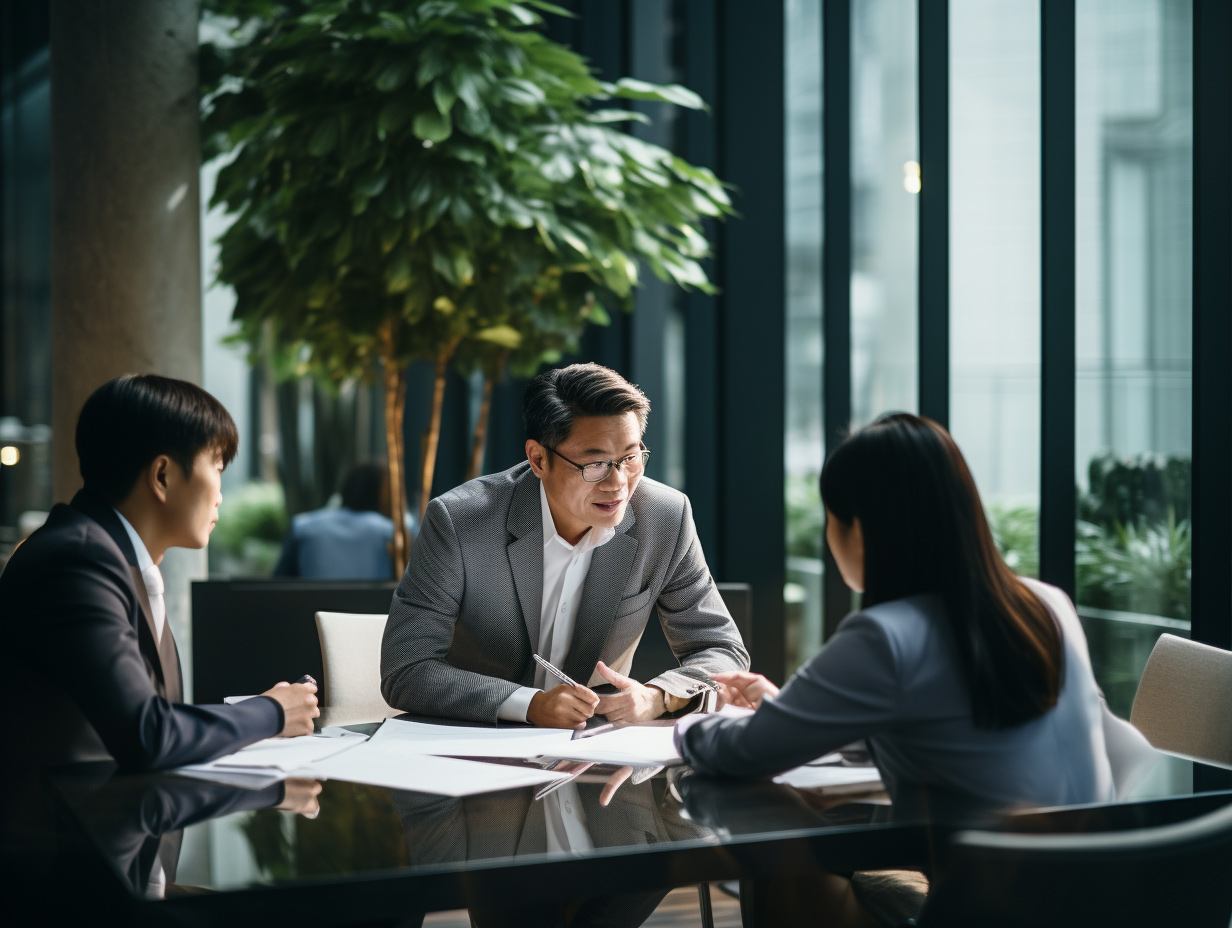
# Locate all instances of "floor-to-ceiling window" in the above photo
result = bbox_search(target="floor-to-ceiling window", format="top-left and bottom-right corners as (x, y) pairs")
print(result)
(851, 0), (917, 428)
(949, 0), (1042, 576)
(784, 0), (824, 672)
(1074, 0), (1193, 719)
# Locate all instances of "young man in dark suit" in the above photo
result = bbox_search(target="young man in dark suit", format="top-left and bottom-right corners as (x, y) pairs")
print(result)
(0, 374), (318, 771)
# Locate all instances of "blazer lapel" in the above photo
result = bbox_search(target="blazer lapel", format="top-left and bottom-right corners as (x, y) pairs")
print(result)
(71, 491), (184, 701)
(506, 471), (544, 656)
(563, 510), (639, 687)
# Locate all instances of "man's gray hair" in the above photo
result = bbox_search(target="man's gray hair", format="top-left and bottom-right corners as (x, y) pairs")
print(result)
(523, 363), (650, 448)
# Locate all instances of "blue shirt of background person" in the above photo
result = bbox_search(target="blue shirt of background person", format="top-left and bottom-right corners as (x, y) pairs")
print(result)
(273, 461), (411, 580)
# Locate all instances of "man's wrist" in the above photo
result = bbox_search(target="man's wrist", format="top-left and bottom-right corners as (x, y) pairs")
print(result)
(648, 685), (685, 715)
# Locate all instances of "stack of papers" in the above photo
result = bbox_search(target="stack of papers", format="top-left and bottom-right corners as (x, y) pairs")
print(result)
(368, 719), (576, 758)
(177, 729), (367, 788)
(540, 724), (682, 767)
(308, 739), (569, 797)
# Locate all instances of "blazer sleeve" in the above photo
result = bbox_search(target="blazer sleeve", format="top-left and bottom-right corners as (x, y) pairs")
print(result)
(647, 495), (751, 694)
(381, 497), (522, 722)
(38, 540), (283, 772)
(679, 613), (900, 777)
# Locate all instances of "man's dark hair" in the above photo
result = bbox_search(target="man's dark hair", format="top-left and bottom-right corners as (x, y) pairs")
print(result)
(76, 374), (239, 505)
(523, 363), (650, 449)
(339, 461), (390, 516)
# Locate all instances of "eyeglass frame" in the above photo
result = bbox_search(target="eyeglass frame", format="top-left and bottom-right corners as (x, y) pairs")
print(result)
(544, 445), (651, 483)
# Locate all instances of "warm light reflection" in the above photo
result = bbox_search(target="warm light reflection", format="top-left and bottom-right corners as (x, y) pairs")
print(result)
(0, 446), (18, 466)
(903, 160), (922, 194)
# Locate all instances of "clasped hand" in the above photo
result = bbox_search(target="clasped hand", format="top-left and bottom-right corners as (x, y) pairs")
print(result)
(528, 660), (667, 728)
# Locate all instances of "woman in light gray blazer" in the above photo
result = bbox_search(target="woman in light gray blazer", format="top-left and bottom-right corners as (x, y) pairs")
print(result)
(678, 413), (1130, 926)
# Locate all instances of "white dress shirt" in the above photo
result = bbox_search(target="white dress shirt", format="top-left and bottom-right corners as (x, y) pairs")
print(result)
(113, 509), (165, 644)
(497, 481), (616, 722)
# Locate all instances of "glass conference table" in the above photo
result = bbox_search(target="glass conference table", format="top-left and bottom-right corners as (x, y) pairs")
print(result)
(22, 724), (1232, 928)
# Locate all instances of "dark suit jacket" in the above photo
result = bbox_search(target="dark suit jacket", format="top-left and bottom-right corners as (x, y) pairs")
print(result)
(0, 491), (282, 770)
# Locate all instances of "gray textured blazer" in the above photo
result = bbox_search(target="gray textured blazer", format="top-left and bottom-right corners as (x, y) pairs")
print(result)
(381, 462), (750, 723)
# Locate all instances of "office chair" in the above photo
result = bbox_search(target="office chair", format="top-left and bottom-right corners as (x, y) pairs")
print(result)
(916, 796), (1232, 927)
(314, 611), (400, 726)
(1130, 633), (1232, 769)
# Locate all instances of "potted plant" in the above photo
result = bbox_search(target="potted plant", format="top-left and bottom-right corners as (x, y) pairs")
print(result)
(202, 0), (732, 573)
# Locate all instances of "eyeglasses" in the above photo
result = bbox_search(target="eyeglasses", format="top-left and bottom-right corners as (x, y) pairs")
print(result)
(546, 446), (651, 483)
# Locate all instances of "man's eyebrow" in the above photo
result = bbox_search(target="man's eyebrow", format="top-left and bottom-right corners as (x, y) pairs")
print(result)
(580, 443), (640, 456)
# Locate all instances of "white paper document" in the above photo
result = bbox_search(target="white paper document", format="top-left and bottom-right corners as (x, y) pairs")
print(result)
(308, 739), (569, 796)
(773, 764), (883, 792)
(368, 718), (576, 759)
(540, 724), (683, 767)
(176, 730), (367, 784)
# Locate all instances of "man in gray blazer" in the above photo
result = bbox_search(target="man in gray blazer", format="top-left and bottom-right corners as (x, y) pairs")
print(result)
(381, 363), (749, 728)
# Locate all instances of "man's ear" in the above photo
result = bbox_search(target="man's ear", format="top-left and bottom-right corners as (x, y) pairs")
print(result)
(148, 455), (172, 504)
(526, 440), (548, 478)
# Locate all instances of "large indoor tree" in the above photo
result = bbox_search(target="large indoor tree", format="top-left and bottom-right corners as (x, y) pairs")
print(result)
(202, 0), (732, 574)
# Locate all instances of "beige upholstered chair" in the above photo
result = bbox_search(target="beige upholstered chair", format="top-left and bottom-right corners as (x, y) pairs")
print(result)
(1129, 633), (1232, 769)
(314, 611), (399, 727)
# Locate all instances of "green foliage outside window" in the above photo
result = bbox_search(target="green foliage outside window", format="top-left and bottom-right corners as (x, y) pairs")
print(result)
(987, 453), (1191, 622)
(208, 481), (289, 576)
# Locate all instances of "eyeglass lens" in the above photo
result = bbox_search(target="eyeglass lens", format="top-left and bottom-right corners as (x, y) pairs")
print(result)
(581, 451), (650, 482)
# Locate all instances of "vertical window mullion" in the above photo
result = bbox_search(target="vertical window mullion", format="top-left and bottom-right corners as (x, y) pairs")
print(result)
(918, 0), (950, 427)
(1039, 0), (1077, 601)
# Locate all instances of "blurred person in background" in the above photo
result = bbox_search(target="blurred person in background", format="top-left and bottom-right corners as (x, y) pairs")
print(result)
(273, 460), (412, 580)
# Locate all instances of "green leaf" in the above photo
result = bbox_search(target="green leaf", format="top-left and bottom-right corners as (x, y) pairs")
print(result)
(386, 252), (412, 294)
(307, 118), (339, 156)
(607, 78), (706, 110)
(473, 324), (523, 348)
(417, 46), (451, 88)
(375, 59), (415, 92)
(453, 250), (474, 286)
(588, 108), (651, 125)
(413, 110), (453, 143)
(378, 98), (413, 135)
(432, 81), (457, 116)
(433, 295), (456, 314)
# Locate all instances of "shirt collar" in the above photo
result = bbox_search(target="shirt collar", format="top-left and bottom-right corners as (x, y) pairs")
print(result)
(113, 509), (155, 573)
(539, 480), (615, 554)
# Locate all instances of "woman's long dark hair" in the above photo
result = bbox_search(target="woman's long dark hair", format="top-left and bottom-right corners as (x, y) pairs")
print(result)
(820, 413), (1062, 729)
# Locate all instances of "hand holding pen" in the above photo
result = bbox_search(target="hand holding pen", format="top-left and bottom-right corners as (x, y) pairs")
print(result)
(527, 654), (599, 730)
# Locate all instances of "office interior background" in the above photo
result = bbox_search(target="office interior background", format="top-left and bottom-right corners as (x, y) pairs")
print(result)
(1, 0), (1228, 800)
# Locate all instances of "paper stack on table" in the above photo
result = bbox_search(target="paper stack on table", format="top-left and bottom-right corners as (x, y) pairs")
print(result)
(539, 724), (683, 767)
(367, 718), (576, 758)
(308, 738), (569, 796)
(177, 729), (368, 788)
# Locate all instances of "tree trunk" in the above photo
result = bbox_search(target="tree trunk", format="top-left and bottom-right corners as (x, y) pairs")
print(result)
(382, 333), (409, 578)
(466, 371), (496, 482)
(419, 343), (456, 525)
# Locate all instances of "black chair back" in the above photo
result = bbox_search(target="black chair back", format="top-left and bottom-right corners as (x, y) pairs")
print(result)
(192, 580), (396, 704)
(919, 793), (1232, 927)
(193, 579), (751, 704)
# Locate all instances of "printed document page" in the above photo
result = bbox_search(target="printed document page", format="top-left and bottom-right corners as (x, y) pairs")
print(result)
(369, 718), (576, 758)
(540, 724), (682, 766)
(309, 739), (569, 796)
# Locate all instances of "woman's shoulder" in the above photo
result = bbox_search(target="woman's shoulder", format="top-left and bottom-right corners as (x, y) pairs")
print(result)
(834, 594), (945, 665)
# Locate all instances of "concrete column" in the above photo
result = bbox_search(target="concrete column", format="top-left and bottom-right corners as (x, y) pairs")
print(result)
(51, 0), (204, 696)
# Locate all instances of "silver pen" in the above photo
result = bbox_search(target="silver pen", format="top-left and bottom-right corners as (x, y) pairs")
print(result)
(533, 653), (584, 690)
